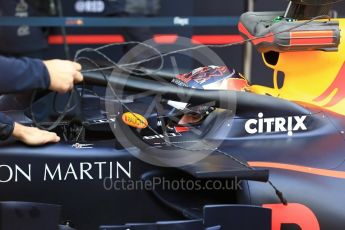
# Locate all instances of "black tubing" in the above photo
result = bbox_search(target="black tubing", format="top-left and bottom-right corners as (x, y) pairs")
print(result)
(83, 70), (311, 117)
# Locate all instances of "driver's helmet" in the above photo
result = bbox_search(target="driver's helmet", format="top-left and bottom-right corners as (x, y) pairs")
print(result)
(168, 65), (250, 127)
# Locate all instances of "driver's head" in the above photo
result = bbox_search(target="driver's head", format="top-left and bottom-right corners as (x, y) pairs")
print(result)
(169, 65), (250, 126)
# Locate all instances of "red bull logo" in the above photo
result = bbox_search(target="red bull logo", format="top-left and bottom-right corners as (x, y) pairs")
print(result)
(264, 203), (320, 230)
(314, 62), (345, 107)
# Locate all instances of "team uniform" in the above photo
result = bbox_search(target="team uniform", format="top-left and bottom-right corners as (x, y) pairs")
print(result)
(0, 0), (49, 58)
(0, 56), (50, 140)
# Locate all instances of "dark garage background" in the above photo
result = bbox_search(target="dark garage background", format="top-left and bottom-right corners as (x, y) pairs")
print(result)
(46, 0), (345, 86)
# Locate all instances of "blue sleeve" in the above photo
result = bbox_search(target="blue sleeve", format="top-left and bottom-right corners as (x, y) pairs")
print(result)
(0, 112), (14, 140)
(0, 56), (50, 94)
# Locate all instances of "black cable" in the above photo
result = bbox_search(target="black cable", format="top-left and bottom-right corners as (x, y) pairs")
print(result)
(29, 89), (76, 131)
(75, 41), (165, 76)
(79, 15), (331, 75)
(53, 91), (78, 115)
(56, 0), (70, 59)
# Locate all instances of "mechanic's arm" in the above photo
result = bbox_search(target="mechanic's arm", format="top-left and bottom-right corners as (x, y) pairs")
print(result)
(0, 57), (83, 145)
(12, 122), (60, 146)
(0, 112), (60, 145)
(0, 56), (83, 94)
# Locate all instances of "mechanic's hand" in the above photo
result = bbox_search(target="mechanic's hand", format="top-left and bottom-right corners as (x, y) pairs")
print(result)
(12, 123), (60, 146)
(43, 59), (83, 93)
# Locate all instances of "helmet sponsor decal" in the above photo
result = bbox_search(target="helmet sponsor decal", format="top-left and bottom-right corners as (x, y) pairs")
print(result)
(172, 65), (247, 90)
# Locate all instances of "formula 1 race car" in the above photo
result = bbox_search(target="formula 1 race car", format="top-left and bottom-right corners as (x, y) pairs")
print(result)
(1, 0), (345, 229)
